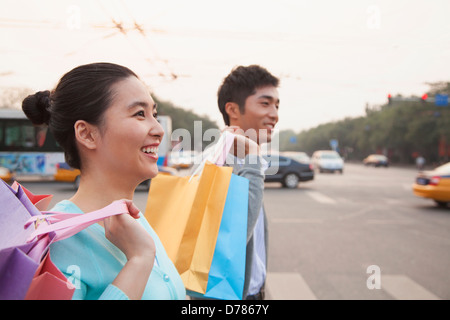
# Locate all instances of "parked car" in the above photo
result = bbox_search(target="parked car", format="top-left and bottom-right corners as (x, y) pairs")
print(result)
(0, 166), (13, 182)
(281, 151), (311, 164)
(168, 150), (199, 170)
(311, 150), (344, 173)
(263, 154), (314, 188)
(412, 162), (450, 207)
(363, 154), (389, 167)
(54, 162), (81, 188)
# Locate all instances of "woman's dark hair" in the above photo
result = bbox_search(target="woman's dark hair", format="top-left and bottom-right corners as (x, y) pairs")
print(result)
(22, 62), (138, 169)
(217, 65), (279, 125)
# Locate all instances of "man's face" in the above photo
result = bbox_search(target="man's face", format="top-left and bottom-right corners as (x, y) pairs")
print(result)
(234, 85), (279, 144)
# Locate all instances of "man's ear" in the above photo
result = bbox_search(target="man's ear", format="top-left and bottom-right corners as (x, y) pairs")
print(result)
(74, 120), (99, 150)
(225, 102), (241, 123)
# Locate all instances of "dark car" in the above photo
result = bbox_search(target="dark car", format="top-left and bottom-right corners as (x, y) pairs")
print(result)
(263, 154), (314, 188)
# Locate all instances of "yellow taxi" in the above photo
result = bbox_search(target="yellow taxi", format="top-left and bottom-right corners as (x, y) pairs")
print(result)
(0, 166), (13, 183)
(54, 162), (81, 188)
(413, 162), (450, 207)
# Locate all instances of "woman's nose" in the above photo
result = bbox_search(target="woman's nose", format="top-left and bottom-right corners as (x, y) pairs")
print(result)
(149, 117), (164, 139)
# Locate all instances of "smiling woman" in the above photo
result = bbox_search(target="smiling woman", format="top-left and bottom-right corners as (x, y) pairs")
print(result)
(86, 76), (164, 189)
(21, 62), (186, 300)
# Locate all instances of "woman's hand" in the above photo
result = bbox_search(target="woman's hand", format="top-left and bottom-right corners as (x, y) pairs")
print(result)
(103, 200), (156, 300)
(224, 126), (260, 158)
(103, 200), (155, 262)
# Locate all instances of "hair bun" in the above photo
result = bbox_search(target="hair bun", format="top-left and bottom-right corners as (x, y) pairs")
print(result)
(22, 90), (51, 125)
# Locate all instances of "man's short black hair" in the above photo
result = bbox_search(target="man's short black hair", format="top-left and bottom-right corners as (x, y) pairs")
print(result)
(217, 65), (279, 125)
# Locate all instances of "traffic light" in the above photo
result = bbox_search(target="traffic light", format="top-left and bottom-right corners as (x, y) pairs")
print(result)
(421, 93), (428, 103)
(388, 93), (392, 105)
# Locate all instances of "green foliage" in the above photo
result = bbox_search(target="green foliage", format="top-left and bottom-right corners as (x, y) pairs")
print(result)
(279, 82), (450, 164)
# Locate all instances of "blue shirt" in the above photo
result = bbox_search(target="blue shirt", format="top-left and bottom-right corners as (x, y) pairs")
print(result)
(49, 200), (186, 300)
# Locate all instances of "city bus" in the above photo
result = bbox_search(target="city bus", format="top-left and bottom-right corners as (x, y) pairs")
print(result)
(0, 109), (64, 180)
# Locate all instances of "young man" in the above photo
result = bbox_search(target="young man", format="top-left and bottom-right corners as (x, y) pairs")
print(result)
(218, 65), (280, 299)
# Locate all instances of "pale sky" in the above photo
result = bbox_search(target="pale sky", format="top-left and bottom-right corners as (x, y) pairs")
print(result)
(1, 0), (449, 131)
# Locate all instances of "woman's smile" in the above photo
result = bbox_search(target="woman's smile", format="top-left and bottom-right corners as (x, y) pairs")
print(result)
(140, 144), (159, 160)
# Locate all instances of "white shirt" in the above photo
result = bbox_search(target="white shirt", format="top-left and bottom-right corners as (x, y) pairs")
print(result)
(248, 208), (266, 295)
(228, 154), (268, 295)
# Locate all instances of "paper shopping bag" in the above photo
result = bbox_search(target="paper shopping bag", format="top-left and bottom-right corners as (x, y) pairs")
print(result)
(203, 173), (249, 300)
(0, 246), (38, 300)
(25, 251), (75, 300)
(11, 181), (53, 211)
(145, 161), (233, 294)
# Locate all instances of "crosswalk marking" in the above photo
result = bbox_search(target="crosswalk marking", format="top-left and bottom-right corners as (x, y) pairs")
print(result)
(366, 219), (413, 225)
(305, 191), (336, 204)
(264, 272), (441, 300)
(271, 218), (323, 224)
(265, 272), (317, 300)
(381, 275), (441, 300)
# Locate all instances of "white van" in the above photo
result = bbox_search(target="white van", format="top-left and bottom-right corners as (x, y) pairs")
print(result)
(311, 150), (344, 173)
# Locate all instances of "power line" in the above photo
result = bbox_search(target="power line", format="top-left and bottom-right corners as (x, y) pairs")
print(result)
(92, 0), (182, 80)
(116, 0), (180, 80)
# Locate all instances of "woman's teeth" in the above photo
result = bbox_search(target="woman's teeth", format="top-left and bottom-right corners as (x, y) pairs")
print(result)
(141, 146), (158, 154)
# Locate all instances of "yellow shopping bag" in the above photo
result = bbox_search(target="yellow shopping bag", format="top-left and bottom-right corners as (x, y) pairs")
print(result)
(145, 161), (233, 294)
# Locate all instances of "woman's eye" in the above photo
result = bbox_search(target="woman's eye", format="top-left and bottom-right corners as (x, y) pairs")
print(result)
(134, 110), (145, 117)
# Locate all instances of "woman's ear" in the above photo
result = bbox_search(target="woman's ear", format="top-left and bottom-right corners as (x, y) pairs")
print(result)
(74, 120), (99, 150)
(225, 102), (241, 123)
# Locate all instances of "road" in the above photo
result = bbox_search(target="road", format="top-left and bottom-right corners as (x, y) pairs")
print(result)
(17, 163), (450, 300)
(263, 163), (450, 300)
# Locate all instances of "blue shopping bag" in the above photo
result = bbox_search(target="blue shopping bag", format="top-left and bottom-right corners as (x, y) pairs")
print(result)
(190, 173), (249, 300)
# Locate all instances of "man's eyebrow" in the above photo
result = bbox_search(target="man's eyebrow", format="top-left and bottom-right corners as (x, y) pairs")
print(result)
(258, 95), (280, 104)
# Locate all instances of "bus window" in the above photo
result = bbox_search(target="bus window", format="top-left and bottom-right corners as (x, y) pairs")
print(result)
(22, 125), (35, 148)
(4, 122), (22, 148)
(1, 121), (58, 152)
(37, 127), (47, 147)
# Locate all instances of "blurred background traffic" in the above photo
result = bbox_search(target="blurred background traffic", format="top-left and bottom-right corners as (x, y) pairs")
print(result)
(1, 105), (448, 207)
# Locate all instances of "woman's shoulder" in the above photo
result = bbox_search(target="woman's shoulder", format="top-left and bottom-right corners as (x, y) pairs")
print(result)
(50, 199), (83, 214)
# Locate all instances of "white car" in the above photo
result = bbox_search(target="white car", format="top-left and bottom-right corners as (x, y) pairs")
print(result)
(168, 150), (199, 169)
(311, 150), (344, 173)
(0, 166), (13, 182)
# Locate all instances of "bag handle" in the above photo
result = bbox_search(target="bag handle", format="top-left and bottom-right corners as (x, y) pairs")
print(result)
(25, 200), (130, 243)
(189, 131), (235, 181)
(211, 131), (235, 166)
